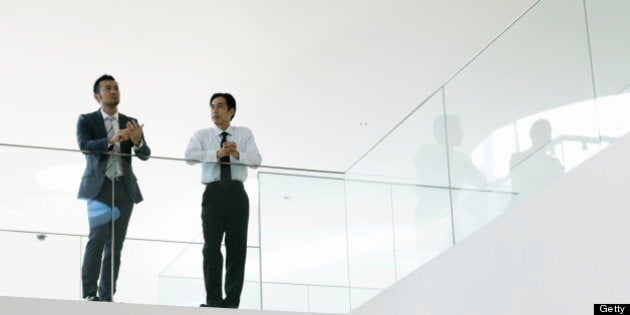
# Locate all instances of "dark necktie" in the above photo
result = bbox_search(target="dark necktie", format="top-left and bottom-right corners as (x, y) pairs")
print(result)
(220, 131), (231, 186)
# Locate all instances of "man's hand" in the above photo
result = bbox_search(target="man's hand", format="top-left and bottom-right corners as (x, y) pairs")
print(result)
(126, 120), (144, 146)
(108, 129), (129, 145)
(217, 141), (239, 159)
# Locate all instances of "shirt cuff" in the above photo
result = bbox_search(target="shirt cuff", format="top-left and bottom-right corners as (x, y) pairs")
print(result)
(133, 140), (144, 150)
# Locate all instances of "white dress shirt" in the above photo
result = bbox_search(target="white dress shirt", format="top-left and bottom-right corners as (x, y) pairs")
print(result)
(185, 125), (262, 183)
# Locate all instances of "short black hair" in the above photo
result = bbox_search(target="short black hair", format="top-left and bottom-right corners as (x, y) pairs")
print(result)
(93, 74), (116, 94)
(210, 92), (237, 121)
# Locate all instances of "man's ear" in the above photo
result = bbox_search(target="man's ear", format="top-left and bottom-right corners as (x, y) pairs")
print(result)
(229, 108), (236, 120)
(93, 93), (101, 103)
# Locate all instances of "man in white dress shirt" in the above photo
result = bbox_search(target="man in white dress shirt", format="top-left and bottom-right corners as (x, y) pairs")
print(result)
(185, 93), (261, 308)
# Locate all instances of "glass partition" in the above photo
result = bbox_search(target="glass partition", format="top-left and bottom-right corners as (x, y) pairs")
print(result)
(346, 90), (449, 187)
(585, 0), (630, 98)
(390, 184), (453, 277)
(0, 230), (81, 300)
(586, 0), (630, 145)
(344, 0), (629, 301)
(157, 243), (262, 309)
(443, 0), (600, 240)
(0, 145), (86, 234)
(0, 145), (86, 301)
(258, 172), (349, 312)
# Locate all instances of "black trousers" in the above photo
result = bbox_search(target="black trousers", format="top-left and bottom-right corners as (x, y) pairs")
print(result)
(202, 181), (249, 308)
(81, 177), (133, 301)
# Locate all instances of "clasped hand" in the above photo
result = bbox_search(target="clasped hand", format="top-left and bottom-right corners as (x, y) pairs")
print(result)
(217, 142), (239, 159)
(108, 121), (144, 146)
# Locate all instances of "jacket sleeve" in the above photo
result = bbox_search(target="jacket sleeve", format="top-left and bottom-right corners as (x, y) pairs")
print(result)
(76, 114), (109, 154)
(133, 133), (151, 161)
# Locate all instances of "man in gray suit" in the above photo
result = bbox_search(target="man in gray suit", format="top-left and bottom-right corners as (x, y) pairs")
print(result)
(76, 74), (150, 302)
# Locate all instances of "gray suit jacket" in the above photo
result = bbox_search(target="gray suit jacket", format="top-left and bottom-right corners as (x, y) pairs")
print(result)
(76, 110), (150, 203)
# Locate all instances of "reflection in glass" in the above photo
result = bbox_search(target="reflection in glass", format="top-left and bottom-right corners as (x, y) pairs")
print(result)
(510, 119), (564, 204)
(394, 185), (452, 277)
(347, 91), (449, 187)
(422, 115), (487, 190)
(439, 115), (489, 242)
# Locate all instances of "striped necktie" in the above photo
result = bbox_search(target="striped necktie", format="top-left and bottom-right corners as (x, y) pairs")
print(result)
(105, 116), (123, 179)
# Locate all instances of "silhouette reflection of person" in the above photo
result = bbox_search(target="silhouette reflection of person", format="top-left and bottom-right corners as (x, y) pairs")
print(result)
(414, 115), (486, 265)
(509, 119), (564, 204)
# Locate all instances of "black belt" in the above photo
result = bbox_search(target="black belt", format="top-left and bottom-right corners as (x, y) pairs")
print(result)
(205, 180), (243, 187)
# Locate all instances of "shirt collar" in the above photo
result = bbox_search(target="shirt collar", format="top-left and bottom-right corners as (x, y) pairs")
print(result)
(100, 109), (119, 121)
(210, 125), (235, 137)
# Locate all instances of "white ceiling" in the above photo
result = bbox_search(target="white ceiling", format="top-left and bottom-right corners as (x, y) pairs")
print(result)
(0, 0), (537, 171)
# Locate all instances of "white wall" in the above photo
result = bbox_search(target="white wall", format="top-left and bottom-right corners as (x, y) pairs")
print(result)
(353, 132), (630, 315)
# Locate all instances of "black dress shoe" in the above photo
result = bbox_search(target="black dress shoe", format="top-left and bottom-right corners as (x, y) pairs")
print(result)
(200, 301), (225, 308)
(223, 299), (239, 309)
(84, 296), (100, 302)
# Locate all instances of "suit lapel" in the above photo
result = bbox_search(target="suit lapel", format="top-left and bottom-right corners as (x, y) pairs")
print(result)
(93, 110), (108, 138)
(118, 114), (130, 153)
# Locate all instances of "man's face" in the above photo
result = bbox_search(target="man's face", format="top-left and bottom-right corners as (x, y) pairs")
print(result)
(95, 80), (120, 107)
(211, 97), (234, 127)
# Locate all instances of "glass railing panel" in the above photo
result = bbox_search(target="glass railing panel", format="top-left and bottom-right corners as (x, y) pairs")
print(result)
(259, 172), (348, 289)
(584, 0), (630, 98)
(308, 286), (350, 313)
(442, 0), (600, 238)
(0, 145), (86, 235)
(129, 158), (261, 246)
(262, 283), (309, 312)
(452, 189), (514, 241)
(158, 241), (261, 309)
(261, 283), (349, 313)
(589, 0), (630, 145)
(0, 230), (81, 300)
(391, 184), (453, 278)
(159, 236), (204, 281)
(158, 275), (203, 306)
(444, 0), (598, 189)
(123, 158), (204, 242)
(345, 181), (395, 290)
(346, 90), (448, 187)
(107, 155), (262, 308)
(110, 238), (187, 304)
(0, 145), (89, 302)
